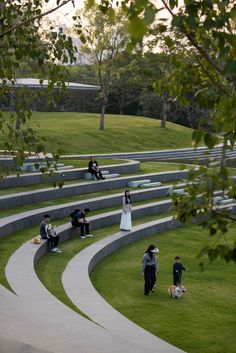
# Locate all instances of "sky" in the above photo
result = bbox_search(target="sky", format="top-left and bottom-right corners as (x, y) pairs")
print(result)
(45, 0), (172, 28)
(45, 0), (84, 27)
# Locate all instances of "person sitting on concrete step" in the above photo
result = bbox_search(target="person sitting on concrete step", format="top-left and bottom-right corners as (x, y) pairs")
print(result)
(88, 156), (105, 180)
(70, 208), (93, 239)
(39, 214), (61, 253)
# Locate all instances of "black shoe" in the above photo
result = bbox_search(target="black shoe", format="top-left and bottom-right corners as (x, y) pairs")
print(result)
(101, 177), (105, 180)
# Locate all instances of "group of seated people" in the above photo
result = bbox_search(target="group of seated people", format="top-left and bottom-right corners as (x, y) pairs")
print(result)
(39, 208), (93, 252)
(39, 157), (107, 251)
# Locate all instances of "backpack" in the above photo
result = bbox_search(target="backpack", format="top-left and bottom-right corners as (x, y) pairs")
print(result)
(70, 209), (80, 219)
(70, 209), (81, 227)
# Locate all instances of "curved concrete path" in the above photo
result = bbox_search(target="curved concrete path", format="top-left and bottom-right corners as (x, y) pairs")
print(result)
(5, 216), (184, 353)
(62, 217), (180, 333)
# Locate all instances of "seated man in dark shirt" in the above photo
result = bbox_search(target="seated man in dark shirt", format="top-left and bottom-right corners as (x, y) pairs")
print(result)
(88, 156), (105, 180)
(70, 208), (93, 239)
(40, 214), (61, 253)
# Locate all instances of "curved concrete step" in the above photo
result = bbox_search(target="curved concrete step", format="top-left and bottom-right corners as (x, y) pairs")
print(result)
(0, 177), (185, 240)
(5, 216), (185, 353)
(0, 170), (188, 209)
(62, 218), (184, 353)
(60, 145), (236, 161)
(0, 160), (140, 188)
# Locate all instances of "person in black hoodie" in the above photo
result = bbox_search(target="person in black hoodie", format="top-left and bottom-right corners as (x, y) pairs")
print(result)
(70, 208), (93, 239)
(173, 256), (186, 286)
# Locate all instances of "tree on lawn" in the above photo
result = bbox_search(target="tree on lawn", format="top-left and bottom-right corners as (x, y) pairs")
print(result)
(74, 0), (129, 130)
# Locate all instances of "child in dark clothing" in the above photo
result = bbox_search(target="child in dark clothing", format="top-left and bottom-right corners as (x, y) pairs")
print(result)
(173, 256), (186, 286)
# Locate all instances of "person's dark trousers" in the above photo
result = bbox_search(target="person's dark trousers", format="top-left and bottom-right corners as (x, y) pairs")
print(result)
(79, 222), (90, 237)
(90, 169), (103, 180)
(49, 236), (59, 250)
(173, 274), (181, 286)
(41, 236), (59, 250)
(144, 265), (156, 295)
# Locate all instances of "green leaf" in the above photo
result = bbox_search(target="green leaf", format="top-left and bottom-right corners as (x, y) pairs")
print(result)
(128, 18), (147, 40)
(208, 248), (218, 262)
(144, 5), (156, 25)
(192, 130), (203, 146)
(204, 133), (218, 149)
(209, 227), (217, 236)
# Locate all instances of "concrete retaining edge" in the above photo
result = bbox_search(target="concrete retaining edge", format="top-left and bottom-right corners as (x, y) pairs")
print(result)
(0, 171), (188, 209)
(0, 160), (140, 188)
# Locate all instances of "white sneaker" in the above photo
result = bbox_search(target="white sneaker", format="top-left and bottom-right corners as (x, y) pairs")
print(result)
(86, 234), (93, 238)
(80, 236), (87, 239)
(51, 247), (61, 253)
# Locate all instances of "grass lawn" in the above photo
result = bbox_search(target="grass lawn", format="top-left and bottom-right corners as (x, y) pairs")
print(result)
(0, 112), (193, 153)
(90, 225), (236, 353)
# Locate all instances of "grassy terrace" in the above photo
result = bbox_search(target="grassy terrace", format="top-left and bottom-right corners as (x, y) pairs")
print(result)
(0, 196), (171, 290)
(0, 161), (188, 196)
(91, 225), (236, 353)
(0, 162), (187, 219)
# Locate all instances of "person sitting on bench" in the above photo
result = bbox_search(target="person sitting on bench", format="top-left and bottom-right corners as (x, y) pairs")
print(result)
(70, 208), (93, 239)
(40, 214), (61, 253)
(88, 156), (105, 180)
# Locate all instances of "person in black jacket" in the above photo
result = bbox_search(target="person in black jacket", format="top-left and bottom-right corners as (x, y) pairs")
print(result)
(173, 256), (186, 286)
(39, 214), (61, 253)
(70, 208), (93, 239)
(88, 156), (105, 180)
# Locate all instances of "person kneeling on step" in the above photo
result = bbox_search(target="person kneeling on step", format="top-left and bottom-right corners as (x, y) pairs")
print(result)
(70, 208), (93, 239)
(40, 214), (61, 253)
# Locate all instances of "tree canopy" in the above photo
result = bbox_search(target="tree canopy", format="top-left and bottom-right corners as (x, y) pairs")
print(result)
(90, 0), (236, 262)
(0, 0), (76, 178)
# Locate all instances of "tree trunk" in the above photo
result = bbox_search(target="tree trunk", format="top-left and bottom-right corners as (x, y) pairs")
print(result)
(161, 101), (169, 128)
(15, 110), (21, 130)
(99, 102), (106, 130)
(118, 95), (124, 115)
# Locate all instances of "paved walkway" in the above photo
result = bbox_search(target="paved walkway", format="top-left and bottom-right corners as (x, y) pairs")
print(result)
(3, 217), (185, 353)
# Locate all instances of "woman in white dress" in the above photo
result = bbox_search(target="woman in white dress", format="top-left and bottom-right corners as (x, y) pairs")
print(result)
(120, 190), (132, 231)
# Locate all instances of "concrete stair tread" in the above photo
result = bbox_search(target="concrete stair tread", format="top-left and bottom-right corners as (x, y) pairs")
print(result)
(168, 188), (186, 195)
(139, 182), (162, 188)
(104, 173), (120, 179)
(127, 179), (151, 187)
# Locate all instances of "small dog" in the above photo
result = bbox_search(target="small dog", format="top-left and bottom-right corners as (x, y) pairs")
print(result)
(168, 285), (187, 299)
(31, 236), (42, 244)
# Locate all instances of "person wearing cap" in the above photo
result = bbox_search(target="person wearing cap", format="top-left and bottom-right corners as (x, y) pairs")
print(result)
(173, 256), (186, 286)
(141, 244), (159, 295)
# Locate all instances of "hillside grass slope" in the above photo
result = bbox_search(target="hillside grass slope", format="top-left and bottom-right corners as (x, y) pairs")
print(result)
(1, 112), (193, 154)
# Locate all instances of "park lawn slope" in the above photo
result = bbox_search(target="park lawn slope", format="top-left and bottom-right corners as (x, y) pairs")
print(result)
(90, 225), (236, 353)
(0, 112), (193, 153)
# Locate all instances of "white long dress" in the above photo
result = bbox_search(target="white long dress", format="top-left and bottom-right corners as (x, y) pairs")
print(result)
(120, 197), (132, 231)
